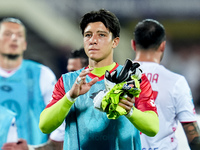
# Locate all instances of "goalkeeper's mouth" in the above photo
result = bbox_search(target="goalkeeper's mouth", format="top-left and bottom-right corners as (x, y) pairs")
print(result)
(89, 48), (99, 51)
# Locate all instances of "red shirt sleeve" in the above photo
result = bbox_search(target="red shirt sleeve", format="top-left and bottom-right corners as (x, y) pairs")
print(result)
(46, 76), (65, 108)
(135, 74), (157, 114)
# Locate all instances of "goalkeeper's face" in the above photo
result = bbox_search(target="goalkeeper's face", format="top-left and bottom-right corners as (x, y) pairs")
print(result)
(83, 22), (119, 63)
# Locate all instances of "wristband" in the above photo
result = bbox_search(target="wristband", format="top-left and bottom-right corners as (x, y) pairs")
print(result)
(125, 107), (133, 118)
(65, 91), (77, 102)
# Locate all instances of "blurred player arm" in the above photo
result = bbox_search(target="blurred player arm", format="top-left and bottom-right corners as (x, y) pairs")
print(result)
(2, 139), (63, 150)
(34, 139), (63, 150)
(182, 122), (200, 150)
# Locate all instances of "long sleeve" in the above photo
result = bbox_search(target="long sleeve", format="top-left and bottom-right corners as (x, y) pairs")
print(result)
(39, 77), (74, 134)
(126, 108), (159, 137)
(129, 74), (159, 136)
(39, 95), (74, 134)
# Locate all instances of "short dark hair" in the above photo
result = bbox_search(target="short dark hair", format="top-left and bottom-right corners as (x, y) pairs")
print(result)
(0, 17), (26, 37)
(80, 9), (120, 38)
(133, 19), (166, 50)
(70, 48), (88, 67)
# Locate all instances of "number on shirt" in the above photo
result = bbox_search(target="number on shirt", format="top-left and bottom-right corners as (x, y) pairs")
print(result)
(152, 91), (158, 101)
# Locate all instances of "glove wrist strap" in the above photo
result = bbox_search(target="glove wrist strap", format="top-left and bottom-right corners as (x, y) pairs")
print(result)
(125, 107), (133, 118)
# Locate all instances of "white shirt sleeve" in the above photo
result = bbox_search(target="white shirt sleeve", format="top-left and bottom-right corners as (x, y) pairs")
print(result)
(174, 76), (196, 122)
(40, 65), (65, 142)
(7, 118), (18, 143)
(40, 65), (57, 105)
(50, 122), (65, 142)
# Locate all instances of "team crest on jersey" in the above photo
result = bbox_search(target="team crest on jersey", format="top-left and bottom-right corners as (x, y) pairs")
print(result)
(90, 91), (102, 99)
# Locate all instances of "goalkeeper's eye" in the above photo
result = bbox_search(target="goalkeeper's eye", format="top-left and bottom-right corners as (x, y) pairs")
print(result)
(84, 33), (92, 38)
(99, 34), (105, 37)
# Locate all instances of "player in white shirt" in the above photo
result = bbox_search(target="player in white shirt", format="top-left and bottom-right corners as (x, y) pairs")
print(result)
(131, 19), (200, 150)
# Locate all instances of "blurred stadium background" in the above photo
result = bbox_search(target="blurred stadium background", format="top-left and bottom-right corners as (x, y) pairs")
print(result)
(0, 0), (200, 108)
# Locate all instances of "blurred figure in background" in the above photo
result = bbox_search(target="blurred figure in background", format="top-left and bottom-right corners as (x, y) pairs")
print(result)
(131, 19), (200, 150)
(67, 47), (88, 72)
(0, 18), (63, 149)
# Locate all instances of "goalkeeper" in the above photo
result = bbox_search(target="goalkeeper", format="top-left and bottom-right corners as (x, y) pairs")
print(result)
(39, 9), (159, 150)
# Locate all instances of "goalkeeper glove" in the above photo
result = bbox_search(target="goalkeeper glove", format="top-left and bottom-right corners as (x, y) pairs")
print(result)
(104, 59), (142, 91)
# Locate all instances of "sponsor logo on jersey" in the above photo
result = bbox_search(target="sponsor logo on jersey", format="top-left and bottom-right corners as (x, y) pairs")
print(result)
(0, 85), (12, 92)
(122, 84), (132, 90)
